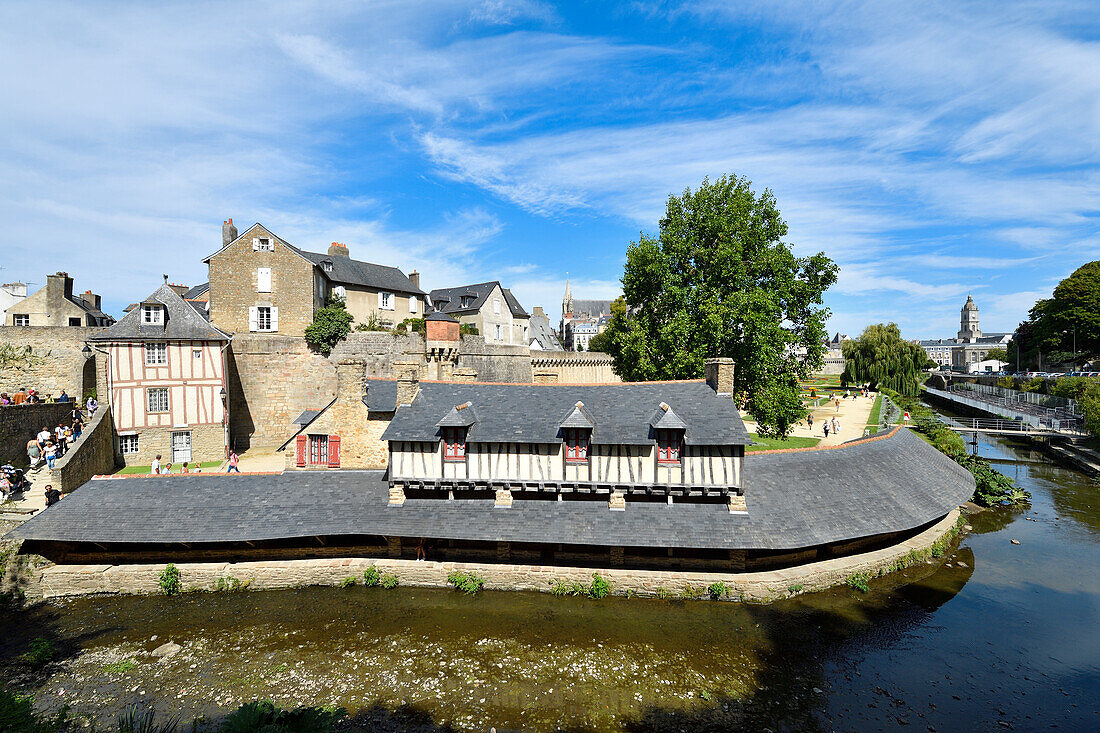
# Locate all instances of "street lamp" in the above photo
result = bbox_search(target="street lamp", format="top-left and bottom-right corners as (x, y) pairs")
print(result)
(81, 344), (91, 359)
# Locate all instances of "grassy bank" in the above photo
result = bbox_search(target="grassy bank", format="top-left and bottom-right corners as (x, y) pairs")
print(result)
(864, 393), (883, 434)
(116, 460), (222, 475)
(746, 433), (821, 452)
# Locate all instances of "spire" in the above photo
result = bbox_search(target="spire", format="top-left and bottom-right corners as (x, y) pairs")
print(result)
(562, 273), (573, 315)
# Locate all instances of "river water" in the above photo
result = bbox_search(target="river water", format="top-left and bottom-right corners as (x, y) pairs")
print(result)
(2, 431), (1098, 731)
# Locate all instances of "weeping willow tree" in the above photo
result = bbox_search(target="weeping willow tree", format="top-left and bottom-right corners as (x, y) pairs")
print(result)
(841, 323), (933, 396)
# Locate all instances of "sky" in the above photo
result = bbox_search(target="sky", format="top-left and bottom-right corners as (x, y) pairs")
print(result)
(1, 0), (1098, 339)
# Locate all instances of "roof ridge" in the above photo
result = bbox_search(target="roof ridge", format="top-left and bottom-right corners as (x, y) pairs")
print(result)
(418, 378), (708, 386)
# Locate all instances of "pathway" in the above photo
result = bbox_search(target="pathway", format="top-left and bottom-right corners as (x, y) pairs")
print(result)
(742, 390), (878, 447)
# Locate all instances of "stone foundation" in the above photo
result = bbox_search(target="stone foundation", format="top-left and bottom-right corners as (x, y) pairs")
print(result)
(118, 423), (225, 467)
(33, 510), (962, 601)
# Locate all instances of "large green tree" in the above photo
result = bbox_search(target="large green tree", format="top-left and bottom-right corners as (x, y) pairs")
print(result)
(599, 175), (838, 437)
(841, 323), (933, 396)
(1010, 261), (1100, 368)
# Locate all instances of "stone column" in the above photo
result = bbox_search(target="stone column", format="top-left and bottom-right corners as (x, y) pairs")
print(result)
(394, 360), (420, 404)
(388, 485), (406, 506)
(727, 493), (747, 514)
(386, 536), (402, 558)
(533, 370), (558, 384)
(608, 490), (626, 511)
(494, 489), (513, 508)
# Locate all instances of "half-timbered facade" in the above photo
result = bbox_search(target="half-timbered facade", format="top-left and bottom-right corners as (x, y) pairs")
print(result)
(91, 283), (230, 466)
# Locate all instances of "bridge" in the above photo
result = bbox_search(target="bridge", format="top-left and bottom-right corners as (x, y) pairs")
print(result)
(937, 417), (1078, 438)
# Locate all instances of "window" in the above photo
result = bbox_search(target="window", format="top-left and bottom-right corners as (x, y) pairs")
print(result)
(656, 429), (681, 464)
(193, 349), (202, 359)
(144, 343), (167, 365)
(250, 306), (278, 332)
(409, 296), (418, 314)
(443, 427), (466, 461)
(142, 305), (163, 324)
(147, 387), (169, 413)
(252, 237), (273, 252)
(119, 434), (139, 455)
(493, 298), (501, 315)
(564, 429), (588, 463)
(12, 314), (29, 326)
(379, 292), (394, 310)
(309, 434), (329, 465)
(333, 285), (346, 300)
(68, 317), (82, 327)
(495, 324), (503, 341)
(257, 267), (272, 293)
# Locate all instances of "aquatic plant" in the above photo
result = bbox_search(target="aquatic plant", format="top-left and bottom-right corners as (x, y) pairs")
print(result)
(447, 571), (485, 595)
(116, 705), (180, 732)
(363, 565), (380, 587)
(549, 579), (587, 597)
(214, 576), (245, 592)
(20, 638), (54, 667)
(588, 573), (611, 599)
(653, 586), (674, 600)
(380, 573), (399, 589)
(679, 585), (706, 600)
(707, 581), (728, 600)
(846, 572), (871, 593)
(340, 576), (358, 588)
(158, 564), (181, 596)
(102, 659), (137, 675)
(218, 700), (343, 733)
(787, 584), (804, 594)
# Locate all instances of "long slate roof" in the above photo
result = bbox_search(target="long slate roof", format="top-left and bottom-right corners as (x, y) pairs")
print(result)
(429, 282), (528, 318)
(293, 249), (424, 295)
(7, 429), (973, 551)
(90, 283), (229, 342)
(381, 380), (751, 446)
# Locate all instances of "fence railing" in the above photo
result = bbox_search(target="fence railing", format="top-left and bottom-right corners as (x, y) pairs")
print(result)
(951, 382), (1079, 414)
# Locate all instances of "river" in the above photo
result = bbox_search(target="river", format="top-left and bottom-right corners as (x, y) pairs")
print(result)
(2, 430), (1098, 731)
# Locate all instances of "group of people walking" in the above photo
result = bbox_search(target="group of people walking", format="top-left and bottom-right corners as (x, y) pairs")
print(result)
(26, 407), (86, 470)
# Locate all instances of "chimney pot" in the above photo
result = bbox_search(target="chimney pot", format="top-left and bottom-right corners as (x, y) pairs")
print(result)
(328, 242), (350, 258)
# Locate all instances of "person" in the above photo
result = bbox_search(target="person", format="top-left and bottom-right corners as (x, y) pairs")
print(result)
(58, 390), (70, 402)
(11, 388), (27, 406)
(832, 416), (841, 435)
(180, 462), (190, 474)
(0, 474), (11, 500)
(807, 413), (814, 429)
(151, 454), (162, 475)
(823, 421), (830, 438)
(69, 405), (82, 423)
(86, 395), (98, 414)
(44, 441), (58, 470)
(44, 485), (61, 507)
(0, 393), (9, 406)
(161, 462), (173, 475)
(227, 451), (240, 473)
(63, 425), (74, 447)
(72, 417), (83, 441)
(835, 397), (841, 412)
(37, 426), (51, 451)
(55, 424), (68, 455)
(27, 438), (42, 468)
(903, 410), (911, 425)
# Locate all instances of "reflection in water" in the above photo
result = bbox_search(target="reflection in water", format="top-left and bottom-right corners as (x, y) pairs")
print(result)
(1, 429), (1097, 731)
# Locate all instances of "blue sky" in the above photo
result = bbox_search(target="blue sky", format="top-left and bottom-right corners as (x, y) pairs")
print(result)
(2, 1), (1098, 339)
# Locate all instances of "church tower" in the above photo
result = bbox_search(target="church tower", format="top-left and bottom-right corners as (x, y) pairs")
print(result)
(958, 294), (981, 341)
(562, 274), (574, 316)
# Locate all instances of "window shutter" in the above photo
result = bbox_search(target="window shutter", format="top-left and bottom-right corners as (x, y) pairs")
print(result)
(252, 237), (260, 251)
(257, 268), (271, 292)
(248, 307), (258, 332)
(328, 435), (341, 467)
(409, 296), (417, 314)
(270, 307), (279, 331)
(295, 435), (307, 467)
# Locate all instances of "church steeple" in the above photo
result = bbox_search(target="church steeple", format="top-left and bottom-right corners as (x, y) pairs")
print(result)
(562, 274), (574, 316)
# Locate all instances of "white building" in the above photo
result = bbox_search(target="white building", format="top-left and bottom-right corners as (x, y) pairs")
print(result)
(919, 296), (1011, 370)
(0, 281), (27, 320)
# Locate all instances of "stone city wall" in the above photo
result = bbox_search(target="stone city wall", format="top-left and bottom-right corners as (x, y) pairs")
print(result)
(44, 406), (117, 493)
(34, 509), (962, 600)
(0, 402), (74, 467)
(0, 326), (102, 398)
(456, 336), (533, 383)
(531, 351), (621, 383)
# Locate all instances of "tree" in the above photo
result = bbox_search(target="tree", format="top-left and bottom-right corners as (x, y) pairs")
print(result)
(304, 296), (353, 356)
(1080, 381), (1100, 437)
(1017, 261), (1100, 367)
(841, 323), (933, 396)
(599, 174), (838, 437)
(985, 347), (1008, 363)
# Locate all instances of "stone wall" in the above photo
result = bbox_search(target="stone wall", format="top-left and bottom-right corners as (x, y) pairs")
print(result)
(0, 326), (102, 398)
(531, 351), (620, 383)
(457, 336), (533, 382)
(44, 405), (117, 493)
(32, 509), (962, 600)
(0, 402), (74, 466)
(118, 423), (225, 467)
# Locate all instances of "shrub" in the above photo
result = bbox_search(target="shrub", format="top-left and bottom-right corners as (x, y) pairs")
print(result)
(340, 576), (358, 588)
(654, 587), (674, 600)
(459, 323), (479, 336)
(394, 317), (425, 335)
(787, 583), (804, 594)
(158, 564), (181, 596)
(707, 581), (728, 600)
(0, 688), (68, 732)
(447, 571), (485, 595)
(214, 576), (244, 592)
(550, 579), (587, 597)
(20, 638), (54, 667)
(363, 565), (380, 587)
(380, 573), (399, 589)
(679, 585), (705, 600)
(117, 705), (181, 733)
(588, 573), (611, 599)
(846, 572), (870, 593)
(305, 296), (354, 355)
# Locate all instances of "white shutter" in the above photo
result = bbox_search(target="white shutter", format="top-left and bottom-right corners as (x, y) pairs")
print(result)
(270, 306), (279, 331)
(409, 296), (418, 314)
(248, 307), (258, 332)
(257, 268), (271, 292)
(252, 237), (260, 251)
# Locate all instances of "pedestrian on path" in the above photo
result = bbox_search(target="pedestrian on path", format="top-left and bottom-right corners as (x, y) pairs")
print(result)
(37, 426), (51, 451)
(27, 438), (41, 468)
(807, 413), (814, 430)
(86, 395), (98, 414)
(903, 411), (911, 424)
(44, 441), (58, 470)
(832, 416), (841, 435)
(227, 451), (240, 473)
(835, 397), (841, 412)
(161, 462), (173, 475)
(151, 454), (162, 475)
(823, 421), (830, 438)
(44, 485), (61, 507)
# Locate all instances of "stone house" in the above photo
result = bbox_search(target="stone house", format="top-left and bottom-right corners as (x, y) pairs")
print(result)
(528, 306), (563, 350)
(4, 272), (114, 327)
(204, 220), (426, 336)
(428, 281), (529, 346)
(90, 282), (231, 466)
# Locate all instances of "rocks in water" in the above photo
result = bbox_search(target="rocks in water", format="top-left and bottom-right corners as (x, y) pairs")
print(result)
(1010, 539), (1021, 545)
(957, 561), (968, 568)
(151, 642), (181, 658)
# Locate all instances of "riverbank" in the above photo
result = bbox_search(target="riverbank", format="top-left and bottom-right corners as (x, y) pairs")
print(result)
(32, 509), (964, 602)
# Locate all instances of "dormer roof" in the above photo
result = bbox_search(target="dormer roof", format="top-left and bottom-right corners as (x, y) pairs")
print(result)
(649, 402), (688, 430)
(559, 401), (596, 429)
(436, 402), (478, 428)
(91, 283), (229, 342)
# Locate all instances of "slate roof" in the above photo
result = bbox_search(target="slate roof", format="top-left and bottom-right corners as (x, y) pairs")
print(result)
(528, 310), (563, 350)
(292, 410), (322, 426)
(7, 429), (973, 551)
(429, 282), (528, 318)
(183, 283), (210, 300)
(90, 283), (229, 342)
(382, 380), (750, 446)
(567, 299), (612, 318)
(362, 379), (399, 412)
(70, 294), (113, 323)
(293, 249), (424, 295)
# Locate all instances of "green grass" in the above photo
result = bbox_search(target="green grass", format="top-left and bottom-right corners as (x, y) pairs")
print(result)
(745, 433), (821, 452)
(864, 393), (883, 434)
(117, 460), (223, 475)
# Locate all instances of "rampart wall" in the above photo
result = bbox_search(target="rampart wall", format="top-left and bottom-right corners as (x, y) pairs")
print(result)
(531, 351), (620, 383)
(0, 402), (73, 467)
(0, 326), (101, 398)
(44, 406), (117, 493)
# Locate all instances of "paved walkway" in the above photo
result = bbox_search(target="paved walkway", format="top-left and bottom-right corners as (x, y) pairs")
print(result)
(231, 446), (285, 473)
(0, 464), (49, 524)
(742, 391), (879, 446)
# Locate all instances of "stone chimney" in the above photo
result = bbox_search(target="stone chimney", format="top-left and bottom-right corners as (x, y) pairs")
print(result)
(328, 242), (350, 258)
(451, 368), (478, 383)
(222, 218), (238, 246)
(336, 359), (367, 405)
(705, 357), (735, 397)
(394, 360), (420, 404)
(408, 270), (420, 290)
(45, 272), (73, 316)
(82, 289), (102, 310)
(532, 306), (546, 318)
(533, 370), (558, 384)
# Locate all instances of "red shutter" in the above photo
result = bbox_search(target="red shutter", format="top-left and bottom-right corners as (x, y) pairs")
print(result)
(328, 435), (341, 468)
(295, 435), (307, 467)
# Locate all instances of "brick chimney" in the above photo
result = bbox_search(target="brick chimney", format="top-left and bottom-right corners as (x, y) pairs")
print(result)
(408, 270), (420, 290)
(166, 283), (188, 297)
(705, 357), (735, 397)
(328, 242), (350, 258)
(222, 218), (238, 246)
(83, 289), (102, 310)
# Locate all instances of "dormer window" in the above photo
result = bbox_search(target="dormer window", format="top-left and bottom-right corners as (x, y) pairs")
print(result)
(656, 429), (682, 465)
(443, 427), (466, 461)
(321, 260), (333, 273)
(142, 305), (164, 325)
(461, 295), (474, 308)
(252, 237), (274, 252)
(564, 428), (589, 463)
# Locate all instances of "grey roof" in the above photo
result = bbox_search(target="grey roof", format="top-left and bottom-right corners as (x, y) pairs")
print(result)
(293, 248), (424, 295)
(70, 294), (113, 322)
(559, 402), (595, 429)
(362, 379), (399, 412)
(529, 310), (563, 350)
(183, 283), (210, 300)
(90, 283), (229, 342)
(568, 299), (612, 318)
(382, 380), (750, 446)
(292, 410), (322, 426)
(649, 404), (688, 430)
(429, 282), (528, 318)
(425, 311), (458, 322)
(6, 429), (972, 552)
(436, 403), (478, 427)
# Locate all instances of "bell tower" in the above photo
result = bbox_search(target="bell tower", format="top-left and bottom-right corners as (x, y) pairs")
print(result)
(958, 294), (981, 341)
